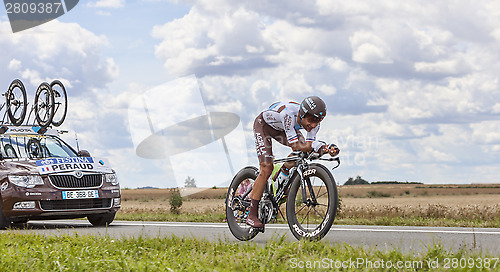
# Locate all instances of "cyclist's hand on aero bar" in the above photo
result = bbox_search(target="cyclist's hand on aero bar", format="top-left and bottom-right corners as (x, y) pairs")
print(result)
(312, 140), (327, 154)
(327, 144), (340, 157)
(312, 141), (340, 157)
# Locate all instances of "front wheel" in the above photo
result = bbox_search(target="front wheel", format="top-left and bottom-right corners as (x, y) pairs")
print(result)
(88, 212), (116, 227)
(225, 166), (259, 241)
(286, 163), (338, 241)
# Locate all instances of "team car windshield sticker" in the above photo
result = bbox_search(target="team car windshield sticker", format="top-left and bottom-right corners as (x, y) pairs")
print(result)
(36, 157), (113, 174)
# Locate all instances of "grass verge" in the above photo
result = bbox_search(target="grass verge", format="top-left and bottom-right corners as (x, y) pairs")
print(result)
(0, 233), (497, 271)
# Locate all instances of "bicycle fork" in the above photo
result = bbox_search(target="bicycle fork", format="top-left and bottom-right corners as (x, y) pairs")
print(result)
(297, 165), (318, 206)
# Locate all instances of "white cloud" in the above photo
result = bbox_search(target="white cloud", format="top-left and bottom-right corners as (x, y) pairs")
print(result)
(8, 59), (21, 71)
(152, 7), (273, 76)
(146, 0), (500, 185)
(414, 58), (470, 75)
(316, 84), (337, 96)
(5, 0), (500, 186)
(87, 0), (125, 8)
(471, 121), (500, 145)
(0, 19), (117, 96)
(350, 31), (393, 64)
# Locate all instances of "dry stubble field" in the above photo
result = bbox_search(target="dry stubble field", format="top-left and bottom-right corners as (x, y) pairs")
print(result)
(118, 184), (500, 226)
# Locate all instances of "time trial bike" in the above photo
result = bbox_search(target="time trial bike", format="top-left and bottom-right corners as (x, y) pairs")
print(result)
(225, 150), (340, 241)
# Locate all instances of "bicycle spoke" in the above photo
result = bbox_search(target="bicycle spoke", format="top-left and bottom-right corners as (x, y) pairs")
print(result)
(315, 185), (323, 197)
(299, 206), (312, 225)
(11, 106), (20, 116)
(316, 191), (328, 199)
(311, 206), (324, 219)
(295, 203), (308, 215)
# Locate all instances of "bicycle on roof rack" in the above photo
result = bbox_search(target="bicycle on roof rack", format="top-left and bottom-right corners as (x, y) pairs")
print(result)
(225, 150), (340, 241)
(1, 79), (67, 128)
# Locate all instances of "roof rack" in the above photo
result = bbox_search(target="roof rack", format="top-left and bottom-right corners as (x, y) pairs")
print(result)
(0, 125), (60, 136)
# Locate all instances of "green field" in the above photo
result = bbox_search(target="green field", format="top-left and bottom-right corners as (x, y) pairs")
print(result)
(1, 232), (498, 271)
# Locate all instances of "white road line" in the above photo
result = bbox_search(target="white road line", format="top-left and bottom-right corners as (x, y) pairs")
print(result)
(331, 228), (500, 235)
(112, 222), (500, 235)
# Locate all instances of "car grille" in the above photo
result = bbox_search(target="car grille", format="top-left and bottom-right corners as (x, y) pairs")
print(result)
(49, 174), (103, 188)
(40, 199), (112, 210)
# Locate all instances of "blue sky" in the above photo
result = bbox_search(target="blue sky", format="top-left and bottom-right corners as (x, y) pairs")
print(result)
(2, 0), (500, 188)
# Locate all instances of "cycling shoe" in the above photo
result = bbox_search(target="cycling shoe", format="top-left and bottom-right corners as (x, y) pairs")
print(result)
(246, 214), (265, 229)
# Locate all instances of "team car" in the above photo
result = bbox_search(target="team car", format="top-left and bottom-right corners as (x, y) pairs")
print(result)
(0, 126), (120, 228)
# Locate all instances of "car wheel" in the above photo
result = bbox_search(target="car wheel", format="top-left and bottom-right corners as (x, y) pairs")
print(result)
(88, 212), (116, 227)
(0, 201), (11, 229)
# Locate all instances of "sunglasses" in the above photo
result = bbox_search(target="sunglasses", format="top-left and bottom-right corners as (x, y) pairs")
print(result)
(306, 115), (324, 123)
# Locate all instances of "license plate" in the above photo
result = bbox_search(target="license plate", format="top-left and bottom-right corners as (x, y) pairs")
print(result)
(62, 190), (99, 200)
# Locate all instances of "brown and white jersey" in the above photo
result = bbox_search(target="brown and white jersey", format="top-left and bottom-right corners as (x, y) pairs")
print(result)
(261, 101), (320, 144)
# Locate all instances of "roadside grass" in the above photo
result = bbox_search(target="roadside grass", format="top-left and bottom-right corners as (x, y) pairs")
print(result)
(0, 232), (496, 271)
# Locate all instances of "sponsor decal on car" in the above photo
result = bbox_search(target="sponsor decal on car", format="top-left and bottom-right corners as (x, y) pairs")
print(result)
(25, 192), (42, 196)
(36, 157), (94, 166)
(35, 157), (113, 174)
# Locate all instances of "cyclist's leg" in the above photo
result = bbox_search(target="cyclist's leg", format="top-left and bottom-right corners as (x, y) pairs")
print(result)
(248, 114), (274, 228)
(247, 160), (272, 228)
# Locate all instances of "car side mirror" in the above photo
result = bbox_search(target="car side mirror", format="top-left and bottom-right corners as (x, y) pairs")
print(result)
(77, 150), (91, 157)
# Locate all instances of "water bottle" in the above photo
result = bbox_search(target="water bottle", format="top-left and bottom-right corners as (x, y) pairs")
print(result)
(275, 171), (289, 187)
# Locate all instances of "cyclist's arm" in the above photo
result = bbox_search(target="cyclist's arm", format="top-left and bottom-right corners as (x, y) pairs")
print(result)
(290, 141), (314, 152)
(290, 123), (321, 152)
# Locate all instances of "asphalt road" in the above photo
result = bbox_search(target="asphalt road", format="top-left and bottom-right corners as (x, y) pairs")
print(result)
(5, 220), (500, 254)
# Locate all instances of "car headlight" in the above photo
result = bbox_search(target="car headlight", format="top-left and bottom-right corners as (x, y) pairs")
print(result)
(8, 175), (44, 188)
(105, 173), (119, 186)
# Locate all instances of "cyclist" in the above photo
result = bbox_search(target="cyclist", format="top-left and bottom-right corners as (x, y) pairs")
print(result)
(248, 96), (339, 229)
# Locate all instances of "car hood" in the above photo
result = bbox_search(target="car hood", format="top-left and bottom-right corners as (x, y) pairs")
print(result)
(0, 160), (38, 175)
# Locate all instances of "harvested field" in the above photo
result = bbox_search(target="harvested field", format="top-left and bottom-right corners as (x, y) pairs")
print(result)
(121, 187), (226, 201)
(339, 194), (500, 221)
(339, 184), (500, 198)
(120, 199), (225, 214)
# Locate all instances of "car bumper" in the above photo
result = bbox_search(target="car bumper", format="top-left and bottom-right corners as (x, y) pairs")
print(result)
(1, 182), (121, 219)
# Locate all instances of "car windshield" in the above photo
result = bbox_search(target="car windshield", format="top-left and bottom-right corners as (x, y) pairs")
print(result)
(0, 135), (77, 160)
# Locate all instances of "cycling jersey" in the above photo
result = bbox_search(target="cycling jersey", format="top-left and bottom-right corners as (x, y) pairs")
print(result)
(261, 101), (320, 144)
